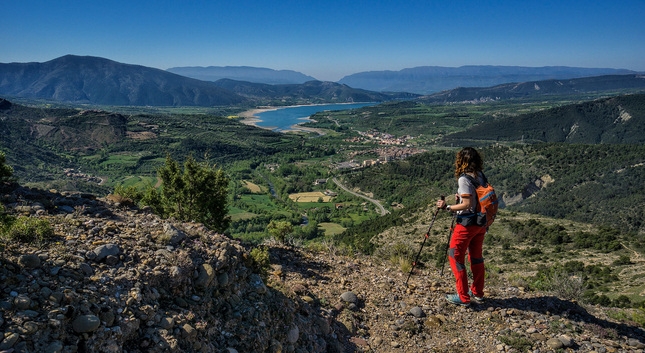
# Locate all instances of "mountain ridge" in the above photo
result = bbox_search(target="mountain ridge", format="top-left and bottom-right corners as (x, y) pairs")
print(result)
(167, 65), (317, 84)
(211, 79), (418, 103)
(0, 55), (411, 106)
(0, 55), (247, 106)
(419, 74), (645, 103)
(442, 93), (645, 144)
(339, 65), (639, 94)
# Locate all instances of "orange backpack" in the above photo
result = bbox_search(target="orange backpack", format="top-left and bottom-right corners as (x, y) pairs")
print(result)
(462, 173), (498, 229)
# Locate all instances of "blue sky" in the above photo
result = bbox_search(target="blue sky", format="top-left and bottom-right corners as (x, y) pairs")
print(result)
(3, 0), (644, 81)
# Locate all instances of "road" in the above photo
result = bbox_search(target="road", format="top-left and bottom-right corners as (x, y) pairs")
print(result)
(332, 177), (390, 215)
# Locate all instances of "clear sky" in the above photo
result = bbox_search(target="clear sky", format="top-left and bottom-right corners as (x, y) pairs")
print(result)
(2, 0), (644, 81)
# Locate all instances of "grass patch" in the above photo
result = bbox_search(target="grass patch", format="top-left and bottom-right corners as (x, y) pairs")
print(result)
(229, 207), (258, 221)
(99, 154), (140, 169)
(1, 216), (54, 244)
(318, 222), (346, 236)
(236, 194), (292, 218)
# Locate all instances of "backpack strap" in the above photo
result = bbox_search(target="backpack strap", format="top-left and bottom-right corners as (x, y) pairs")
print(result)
(461, 172), (487, 188)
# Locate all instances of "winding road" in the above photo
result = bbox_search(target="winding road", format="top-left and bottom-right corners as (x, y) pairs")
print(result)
(332, 177), (389, 215)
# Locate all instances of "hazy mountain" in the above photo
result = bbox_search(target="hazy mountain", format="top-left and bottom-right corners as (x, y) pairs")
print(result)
(0, 56), (413, 106)
(212, 79), (419, 102)
(338, 66), (639, 94)
(167, 66), (317, 84)
(419, 74), (645, 103)
(0, 55), (247, 106)
(444, 93), (645, 144)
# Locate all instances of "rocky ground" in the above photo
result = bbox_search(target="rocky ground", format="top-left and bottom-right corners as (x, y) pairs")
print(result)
(1, 183), (644, 352)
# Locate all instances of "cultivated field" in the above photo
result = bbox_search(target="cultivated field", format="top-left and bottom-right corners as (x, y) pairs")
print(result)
(288, 191), (333, 203)
(242, 180), (264, 193)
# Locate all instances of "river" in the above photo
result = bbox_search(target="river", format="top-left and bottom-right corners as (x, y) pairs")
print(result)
(241, 102), (377, 132)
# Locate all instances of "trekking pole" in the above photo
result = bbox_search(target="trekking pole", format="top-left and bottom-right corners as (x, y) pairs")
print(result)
(405, 196), (444, 286)
(440, 213), (457, 277)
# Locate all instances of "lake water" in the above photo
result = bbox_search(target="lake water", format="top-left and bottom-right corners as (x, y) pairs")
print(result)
(254, 103), (376, 132)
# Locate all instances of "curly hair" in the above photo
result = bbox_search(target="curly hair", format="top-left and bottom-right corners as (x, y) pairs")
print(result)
(454, 147), (483, 178)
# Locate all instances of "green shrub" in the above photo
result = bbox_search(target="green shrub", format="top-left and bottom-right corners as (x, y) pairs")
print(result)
(267, 220), (293, 243)
(612, 255), (632, 266)
(2, 216), (54, 243)
(250, 246), (271, 278)
(633, 308), (645, 327)
(147, 154), (230, 232)
(113, 184), (143, 201)
(0, 151), (13, 182)
(520, 247), (543, 257)
(548, 271), (586, 302)
(0, 204), (11, 228)
(498, 332), (533, 352)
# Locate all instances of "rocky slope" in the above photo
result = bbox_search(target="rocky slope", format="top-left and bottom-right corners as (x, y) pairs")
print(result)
(1, 183), (644, 352)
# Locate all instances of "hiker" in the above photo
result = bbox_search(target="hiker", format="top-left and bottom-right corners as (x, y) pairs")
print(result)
(437, 147), (488, 306)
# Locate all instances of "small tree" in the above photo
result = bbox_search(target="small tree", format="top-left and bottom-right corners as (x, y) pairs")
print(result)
(0, 151), (13, 183)
(267, 220), (293, 243)
(154, 154), (230, 233)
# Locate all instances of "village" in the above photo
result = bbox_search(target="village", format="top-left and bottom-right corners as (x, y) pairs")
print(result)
(63, 168), (103, 184)
(336, 129), (424, 170)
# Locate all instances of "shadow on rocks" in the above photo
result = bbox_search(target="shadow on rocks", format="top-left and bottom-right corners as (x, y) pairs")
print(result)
(2, 183), (116, 219)
(269, 246), (332, 283)
(476, 295), (644, 344)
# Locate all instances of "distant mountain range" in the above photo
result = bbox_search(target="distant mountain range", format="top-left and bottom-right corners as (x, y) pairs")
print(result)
(1, 55), (643, 106)
(420, 74), (645, 103)
(210, 79), (417, 102)
(167, 66), (317, 84)
(0, 55), (410, 106)
(338, 66), (639, 94)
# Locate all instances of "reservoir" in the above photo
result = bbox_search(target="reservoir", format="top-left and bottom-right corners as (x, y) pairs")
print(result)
(251, 102), (377, 132)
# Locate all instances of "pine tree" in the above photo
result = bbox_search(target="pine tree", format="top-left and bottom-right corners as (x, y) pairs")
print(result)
(155, 155), (230, 233)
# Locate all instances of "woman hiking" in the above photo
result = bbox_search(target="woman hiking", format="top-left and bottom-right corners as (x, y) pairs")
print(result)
(436, 147), (488, 306)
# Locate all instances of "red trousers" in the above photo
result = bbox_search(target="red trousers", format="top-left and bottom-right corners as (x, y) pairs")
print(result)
(448, 223), (486, 303)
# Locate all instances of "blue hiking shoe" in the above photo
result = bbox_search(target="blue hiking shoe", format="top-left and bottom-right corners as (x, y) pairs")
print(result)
(469, 290), (484, 303)
(445, 294), (470, 306)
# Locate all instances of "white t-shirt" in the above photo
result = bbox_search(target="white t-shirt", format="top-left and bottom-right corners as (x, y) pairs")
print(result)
(456, 172), (484, 216)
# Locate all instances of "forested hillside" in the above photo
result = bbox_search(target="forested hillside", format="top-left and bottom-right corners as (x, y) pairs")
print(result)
(339, 144), (645, 237)
(420, 75), (645, 103)
(443, 94), (645, 145)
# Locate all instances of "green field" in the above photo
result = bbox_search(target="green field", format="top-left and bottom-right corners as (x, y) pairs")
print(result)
(228, 207), (258, 221)
(318, 222), (346, 236)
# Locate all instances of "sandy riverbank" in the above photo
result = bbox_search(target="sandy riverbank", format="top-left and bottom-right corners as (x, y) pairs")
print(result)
(238, 107), (278, 128)
(238, 106), (327, 135)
